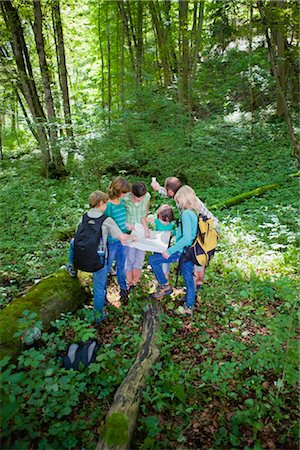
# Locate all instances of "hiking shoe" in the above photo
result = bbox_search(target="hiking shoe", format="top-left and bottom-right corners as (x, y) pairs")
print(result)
(109, 267), (117, 276)
(174, 304), (193, 317)
(151, 283), (173, 300)
(66, 263), (77, 278)
(120, 289), (129, 305)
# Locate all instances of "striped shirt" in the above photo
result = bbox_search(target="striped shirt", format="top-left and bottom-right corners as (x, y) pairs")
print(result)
(124, 192), (150, 226)
(105, 199), (128, 242)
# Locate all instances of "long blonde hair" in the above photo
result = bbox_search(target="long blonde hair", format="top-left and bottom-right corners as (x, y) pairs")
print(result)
(174, 185), (199, 212)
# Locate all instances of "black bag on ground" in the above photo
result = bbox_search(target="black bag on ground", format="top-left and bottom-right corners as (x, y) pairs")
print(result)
(61, 340), (100, 370)
(73, 213), (107, 272)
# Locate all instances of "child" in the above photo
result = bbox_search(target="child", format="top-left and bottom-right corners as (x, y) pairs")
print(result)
(124, 181), (150, 289)
(149, 186), (200, 317)
(143, 204), (175, 280)
(105, 177), (131, 304)
(66, 191), (131, 322)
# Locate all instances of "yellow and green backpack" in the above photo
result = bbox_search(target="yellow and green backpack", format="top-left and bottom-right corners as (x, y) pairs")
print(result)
(184, 212), (219, 267)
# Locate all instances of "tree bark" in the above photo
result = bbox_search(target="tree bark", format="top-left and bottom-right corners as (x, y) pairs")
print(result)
(178, 0), (189, 104)
(33, 0), (65, 175)
(0, 269), (90, 360)
(149, 1), (171, 88)
(52, 0), (76, 158)
(96, 300), (160, 450)
(1, 0), (51, 168)
(105, 2), (111, 126)
(257, 0), (300, 165)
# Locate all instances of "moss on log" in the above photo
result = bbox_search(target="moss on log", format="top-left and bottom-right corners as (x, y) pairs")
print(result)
(210, 171), (299, 210)
(96, 300), (161, 450)
(0, 269), (90, 360)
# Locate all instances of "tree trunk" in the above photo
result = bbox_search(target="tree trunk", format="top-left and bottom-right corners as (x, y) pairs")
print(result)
(52, 0), (76, 159)
(98, 4), (106, 111)
(248, 0), (255, 132)
(210, 172), (299, 210)
(257, 0), (300, 165)
(96, 300), (160, 450)
(149, 1), (171, 88)
(105, 2), (111, 126)
(275, 0), (286, 117)
(178, 0), (189, 104)
(136, 1), (143, 83)
(120, 0), (125, 109)
(1, 0), (51, 168)
(117, 1), (136, 75)
(0, 269), (90, 360)
(33, 0), (65, 176)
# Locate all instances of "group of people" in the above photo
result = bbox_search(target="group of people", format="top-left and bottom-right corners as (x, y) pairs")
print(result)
(66, 176), (218, 321)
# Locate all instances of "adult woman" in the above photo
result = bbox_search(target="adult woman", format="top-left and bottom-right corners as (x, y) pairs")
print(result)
(148, 185), (199, 317)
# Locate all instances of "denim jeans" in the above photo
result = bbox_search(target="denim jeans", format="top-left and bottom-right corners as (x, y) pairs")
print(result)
(107, 240), (127, 290)
(68, 238), (74, 264)
(148, 252), (196, 308)
(69, 238), (108, 321)
(93, 264), (108, 321)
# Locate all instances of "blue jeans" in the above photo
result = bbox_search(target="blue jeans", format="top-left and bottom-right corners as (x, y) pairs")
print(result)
(68, 238), (107, 321)
(68, 238), (74, 264)
(93, 264), (108, 321)
(107, 240), (127, 290)
(148, 252), (196, 308)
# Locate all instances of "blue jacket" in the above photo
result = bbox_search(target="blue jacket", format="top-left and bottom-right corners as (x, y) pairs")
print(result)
(167, 210), (198, 256)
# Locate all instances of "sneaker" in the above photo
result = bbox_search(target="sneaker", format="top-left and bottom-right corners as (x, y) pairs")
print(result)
(120, 289), (129, 305)
(66, 263), (77, 278)
(174, 304), (193, 317)
(109, 267), (117, 276)
(151, 283), (173, 300)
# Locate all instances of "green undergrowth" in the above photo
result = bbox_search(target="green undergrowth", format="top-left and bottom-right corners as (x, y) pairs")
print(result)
(0, 111), (299, 449)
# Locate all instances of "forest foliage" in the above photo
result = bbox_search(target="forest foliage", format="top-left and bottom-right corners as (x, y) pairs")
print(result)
(0, 0), (299, 449)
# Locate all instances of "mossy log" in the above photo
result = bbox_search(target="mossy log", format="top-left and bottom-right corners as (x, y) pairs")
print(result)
(210, 171), (299, 210)
(0, 269), (90, 360)
(96, 300), (161, 450)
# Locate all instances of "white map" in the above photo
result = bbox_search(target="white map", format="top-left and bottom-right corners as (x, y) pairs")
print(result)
(126, 223), (170, 253)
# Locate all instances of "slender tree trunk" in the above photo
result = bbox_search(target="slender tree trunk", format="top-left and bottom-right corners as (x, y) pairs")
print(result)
(120, 0), (125, 110)
(52, 0), (76, 158)
(98, 4), (105, 111)
(117, 0), (136, 75)
(248, 0), (255, 133)
(33, 0), (65, 175)
(1, 0), (51, 169)
(178, 0), (189, 104)
(149, 1), (171, 88)
(275, 0), (286, 117)
(105, 2), (111, 126)
(191, 0), (204, 80)
(257, 0), (300, 165)
(136, 1), (143, 83)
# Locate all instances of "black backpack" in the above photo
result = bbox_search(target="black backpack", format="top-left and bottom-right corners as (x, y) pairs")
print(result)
(61, 340), (100, 370)
(73, 213), (107, 272)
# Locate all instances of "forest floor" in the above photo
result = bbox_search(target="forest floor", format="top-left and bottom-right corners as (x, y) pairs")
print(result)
(0, 113), (299, 449)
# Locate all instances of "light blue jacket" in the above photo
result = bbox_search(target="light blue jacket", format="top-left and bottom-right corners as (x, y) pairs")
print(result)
(167, 210), (198, 256)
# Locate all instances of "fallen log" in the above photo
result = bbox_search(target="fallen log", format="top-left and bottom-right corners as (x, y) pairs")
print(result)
(210, 171), (299, 210)
(96, 300), (161, 450)
(0, 268), (90, 360)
